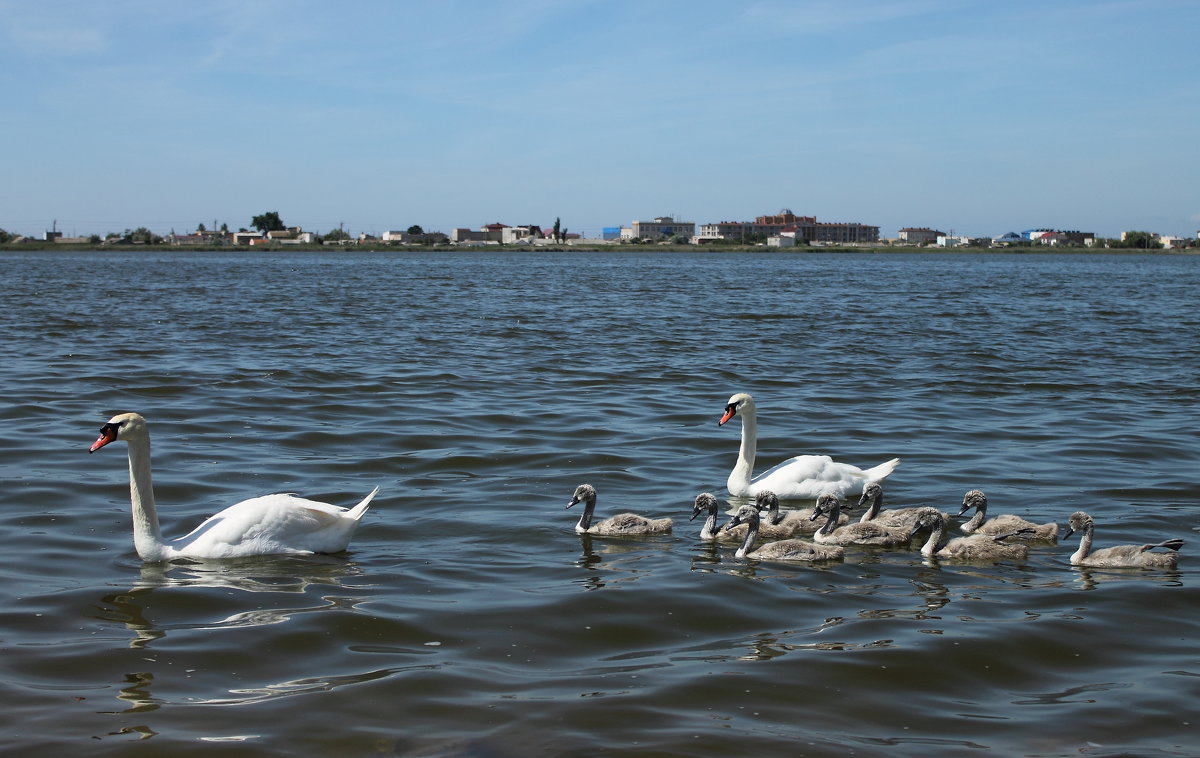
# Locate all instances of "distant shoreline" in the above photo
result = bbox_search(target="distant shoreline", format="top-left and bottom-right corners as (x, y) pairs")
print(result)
(1, 242), (1192, 255)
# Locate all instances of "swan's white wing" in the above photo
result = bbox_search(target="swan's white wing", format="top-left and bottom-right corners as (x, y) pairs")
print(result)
(170, 494), (359, 557)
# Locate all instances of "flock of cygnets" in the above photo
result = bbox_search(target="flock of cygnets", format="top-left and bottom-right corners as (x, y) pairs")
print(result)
(565, 393), (1185, 570)
(571, 482), (1184, 569)
(88, 392), (1183, 569)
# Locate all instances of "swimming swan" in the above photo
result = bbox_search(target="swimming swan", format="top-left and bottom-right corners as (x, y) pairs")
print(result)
(696, 494), (796, 542)
(89, 412), (378, 561)
(691, 492), (725, 540)
(719, 393), (899, 499)
(724, 503), (844, 562)
(811, 493), (914, 547)
(714, 491), (808, 541)
(958, 490), (1058, 542)
(910, 508), (1030, 561)
(1063, 511), (1183, 569)
(567, 484), (672, 536)
(858, 482), (944, 531)
(759, 489), (846, 534)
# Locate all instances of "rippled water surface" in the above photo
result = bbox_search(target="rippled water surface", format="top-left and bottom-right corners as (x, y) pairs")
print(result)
(2, 248), (1198, 756)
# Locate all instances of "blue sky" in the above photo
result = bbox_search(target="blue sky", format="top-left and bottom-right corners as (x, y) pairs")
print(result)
(2, 0), (1197, 239)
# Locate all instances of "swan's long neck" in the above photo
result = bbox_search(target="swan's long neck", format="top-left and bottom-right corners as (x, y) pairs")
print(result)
(1070, 521), (1093, 563)
(700, 509), (719, 540)
(736, 515), (759, 558)
(962, 505), (986, 532)
(727, 412), (757, 493)
(575, 498), (597, 533)
(818, 501), (842, 536)
(919, 517), (946, 556)
(124, 436), (168, 560)
(860, 491), (882, 523)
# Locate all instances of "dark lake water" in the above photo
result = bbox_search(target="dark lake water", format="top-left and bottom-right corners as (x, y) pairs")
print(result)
(1, 248), (1198, 756)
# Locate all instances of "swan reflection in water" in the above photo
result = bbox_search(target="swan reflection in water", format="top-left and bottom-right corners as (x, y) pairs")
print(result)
(572, 533), (679, 591)
(92, 555), (375, 730)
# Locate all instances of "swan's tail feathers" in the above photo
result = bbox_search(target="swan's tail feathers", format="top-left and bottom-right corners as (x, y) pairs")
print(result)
(863, 457), (901, 484)
(347, 487), (380, 520)
(1143, 538), (1184, 552)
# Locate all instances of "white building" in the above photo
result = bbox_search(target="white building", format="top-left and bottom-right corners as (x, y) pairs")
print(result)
(630, 216), (695, 241)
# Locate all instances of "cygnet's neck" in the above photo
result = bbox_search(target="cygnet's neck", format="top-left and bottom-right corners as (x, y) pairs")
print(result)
(736, 513), (760, 558)
(859, 491), (883, 522)
(574, 497), (597, 533)
(817, 500), (843, 536)
(918, 516), (946, 556)
(1070, 520), (1095, 563)
(962, 503), (987, 532)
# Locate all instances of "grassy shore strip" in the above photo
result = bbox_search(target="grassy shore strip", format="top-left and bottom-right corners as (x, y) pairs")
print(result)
(1, 241), (1191, 254)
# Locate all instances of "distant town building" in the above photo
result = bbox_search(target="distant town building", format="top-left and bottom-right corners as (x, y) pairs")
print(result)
(766, 231), (798, 247)
(452, 223), (509, 243)
(233, 231), (265, 245)
(629, 216), (695, 241)
(898, 227), (944, 245)
(266, 227), (315, 244)
(1036, 230), (1095, 246)
(700, 210), (879, 244)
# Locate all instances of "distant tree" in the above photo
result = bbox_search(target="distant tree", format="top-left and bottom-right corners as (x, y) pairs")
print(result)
(129, 226), (161, 244)
(88, 234), (102, 244)
(407, 224), (424, 236)
(251, 211), (285, 234)
(322, 227), (351, 242)
(552, 217), (561, 242)
(0, 228), (11, 244)
(197, 222), (207, 233)
(1116, 230), (1161, 249)
(220, 222), (229, 233)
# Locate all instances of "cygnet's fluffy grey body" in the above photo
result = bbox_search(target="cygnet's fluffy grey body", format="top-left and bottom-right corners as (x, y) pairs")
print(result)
(1063, 511), (1183, 568)
(725, 503), (844, 562)
(811, 493), (915, 548)
(857, 482), (946, 531)
(567, 484), (672, 536)
(958, 489), (1058, 542)
(910, 508), (1030, 561)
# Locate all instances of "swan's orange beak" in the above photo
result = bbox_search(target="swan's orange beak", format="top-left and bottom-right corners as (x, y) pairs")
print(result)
(718, 404), (737, 426)
(90, 425), (118, 453)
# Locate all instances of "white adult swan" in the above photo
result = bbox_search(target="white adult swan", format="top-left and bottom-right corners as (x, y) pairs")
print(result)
(90, 412), (378, 561)
(719, 393), (899, 500)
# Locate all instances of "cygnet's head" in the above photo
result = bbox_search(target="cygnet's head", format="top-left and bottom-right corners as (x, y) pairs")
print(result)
(908, 507), (946, 538)
(858, 481), (883, 508)
(567, 483), (597, 509)
(958, 489), (987, 516)
(726, 503), (760, 529)
(1063, 510), (1093, 539)
(691, 492), (718, 521)
(754, 490), (779, 512)
(810, 492), (842, 520)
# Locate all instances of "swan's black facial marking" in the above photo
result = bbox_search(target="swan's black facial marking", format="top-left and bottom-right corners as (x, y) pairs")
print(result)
(89, 420), (123, 453)
(718, 402), (738, 426)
